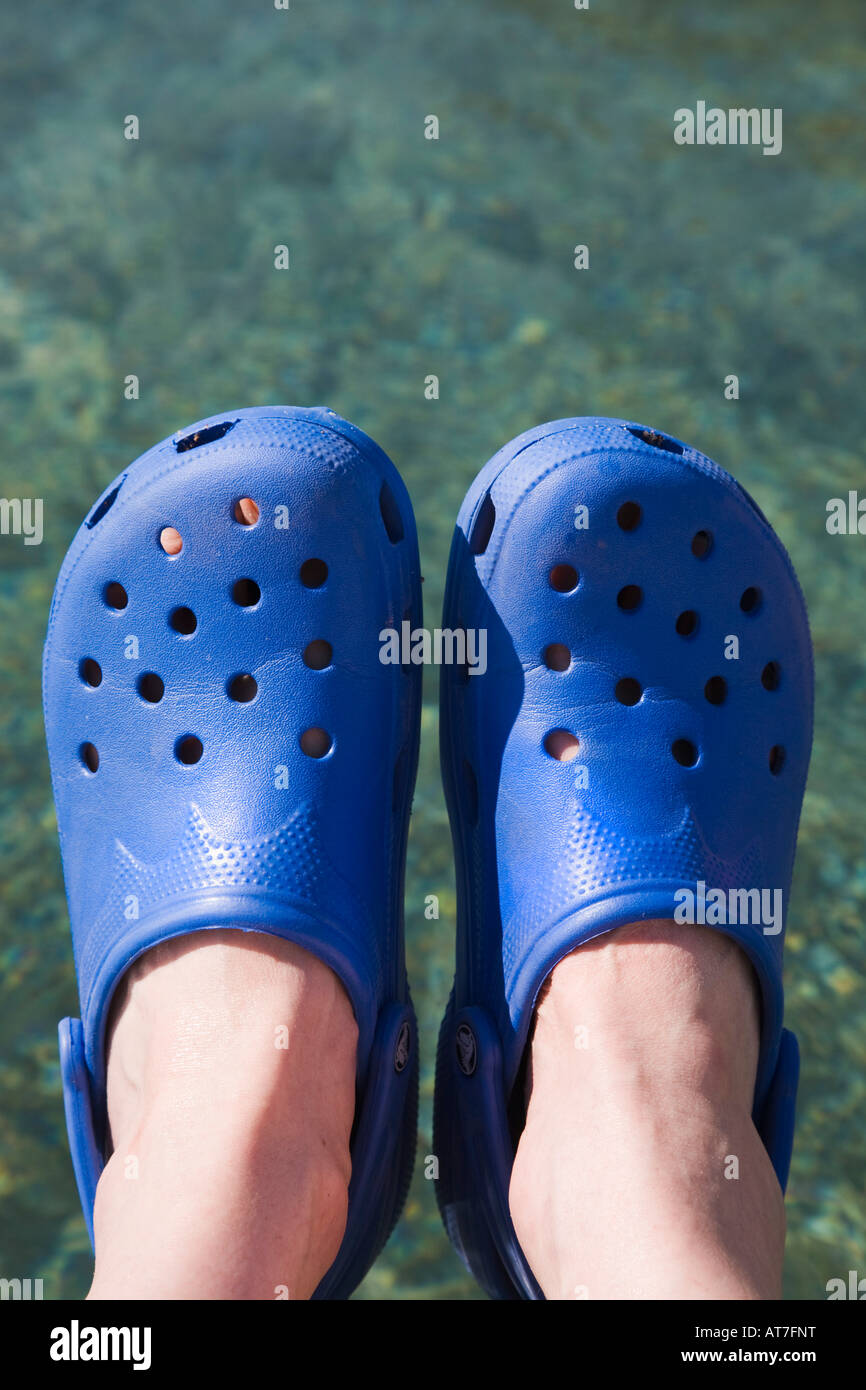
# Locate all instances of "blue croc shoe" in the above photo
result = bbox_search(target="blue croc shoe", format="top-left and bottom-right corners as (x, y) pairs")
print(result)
(434, 416), (813, 1300)
(44, 405), (422, 1299)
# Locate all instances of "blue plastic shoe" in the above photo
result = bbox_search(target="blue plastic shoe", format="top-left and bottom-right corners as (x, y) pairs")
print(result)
(44, 405), (422, 1299)
(434, 416), (813, 1300)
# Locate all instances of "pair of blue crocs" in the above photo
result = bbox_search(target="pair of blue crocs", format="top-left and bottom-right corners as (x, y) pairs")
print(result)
(44, 409), (812, 1299)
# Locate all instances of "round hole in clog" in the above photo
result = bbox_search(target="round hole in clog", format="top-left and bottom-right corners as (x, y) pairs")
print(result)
(761, 661), (781, 691)
(80, 658), (102, 688)
(80, 742), (99, 773)
(739, 586), (762, 614)
(228, 673), (258, 703)
(548, 564), (578, 593)
(160, 527), (183, 556)
(300, 558), (328, 589)
(138, 672), (165, 703)
(543, 729), (580, 761)
(615, 677), (642, 706)
(469, 492), (495, 556)
(303, 640), (332, 670)
(672, 738), (698, 767)
(379, 481), (405, 544)
(617, 501), (642, 532)
(175, 735), (203, 765)
(675, 610), (699, 638)
(543, 643), (571, 672)
(170, 606), (197, 635)
(233, 498), (260, 526)
(626, 426), (684, 456)
(104, 582), (128, 610)
(704, 676), (727, 705)
(617, 584), (643, 611)
(769, 745), (786, 775)
(300, 727), (332, 759)
(232, 578), (261, 607)
(691, 530), (713, 559)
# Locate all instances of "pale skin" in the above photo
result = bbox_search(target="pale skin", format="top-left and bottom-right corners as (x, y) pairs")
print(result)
(89, 933), (356, 1300)
(510, 921), (784, 1300)
(89, 918), (783, 1300)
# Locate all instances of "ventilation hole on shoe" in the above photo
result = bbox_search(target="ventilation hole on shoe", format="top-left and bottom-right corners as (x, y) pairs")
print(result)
(617, 584), (643, 611)
(300, 727), (332, 759)
(379, 481), (405, 544)
(104, 582), (128, 611)
(170, 606), (197, 635)
(762, 661), (781, 691)
(159, 526), (183, 556)
(80, 658), (102, 688)
(469, 492), (496, 555)
(86, 478), (125, 529)
(676, 610), (699, 638)
(232, 578), (261, 607)
(175, 419), (238, 453)
(769, 745), (786, 775)
(626, 425), (684, 456)
(228, 673), (258, 703)
(691, 530), (713, 559)
(233, 497), (260, 526)
(303, 639), (332, 670)
(549, 563), (578, 593)
(543, 643), (571, 672)
(299, 558), (328, 588)
(544, 730), (580, 762)
(616, 501), (642, 531)
(138, 672), (165, 703)
(80, 742), (99, 772)
(175, 735), (203, 765)
(615, 677), (642, 706)
(704, 676), (727, 705)
(463, 758), (479, 824)
(740, 586), (762, 614)
(672, 738), (698, 767)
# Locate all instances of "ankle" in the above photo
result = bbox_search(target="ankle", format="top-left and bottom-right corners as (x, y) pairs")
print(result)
(528, 920), (761, 1112)
(510, 921), (783, 1300)
(105, 931), (358, 1149)
(89, 932), (357, 1300)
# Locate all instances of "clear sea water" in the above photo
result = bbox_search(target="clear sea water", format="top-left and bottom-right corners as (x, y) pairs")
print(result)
(0, 0), (863, 1299)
